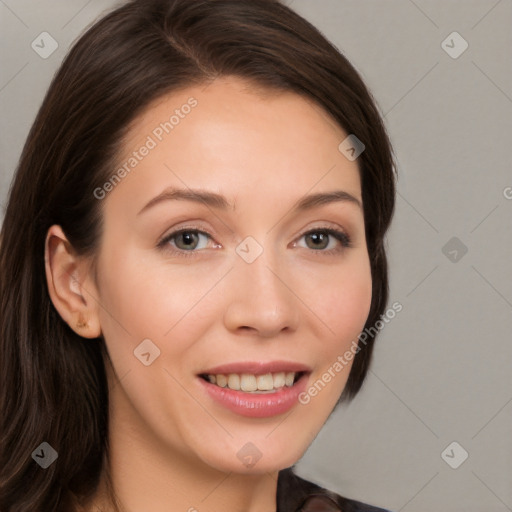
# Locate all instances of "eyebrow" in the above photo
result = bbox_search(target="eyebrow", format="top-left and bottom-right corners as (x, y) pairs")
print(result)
(137, 186), (362, 216)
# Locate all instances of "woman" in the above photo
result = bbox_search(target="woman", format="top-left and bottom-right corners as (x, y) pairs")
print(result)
(0, 0), (395, 510)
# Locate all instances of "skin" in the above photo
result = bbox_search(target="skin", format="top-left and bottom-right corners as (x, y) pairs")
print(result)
(45, 76), (372, 512)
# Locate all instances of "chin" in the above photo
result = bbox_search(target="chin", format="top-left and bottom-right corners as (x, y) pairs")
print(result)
(197, 433), (310, 476)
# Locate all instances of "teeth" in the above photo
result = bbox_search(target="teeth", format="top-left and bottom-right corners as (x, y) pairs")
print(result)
(256, 373), (274, 391)
(227, 374), (240, 390)
(240, 374), (257, 392)
(204, 371), (300, 392)
(216, 374), (227, 388)
(273, 372), (286, 388)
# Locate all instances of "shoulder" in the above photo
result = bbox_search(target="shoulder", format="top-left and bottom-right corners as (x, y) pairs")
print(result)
(277, 467), (393, 512)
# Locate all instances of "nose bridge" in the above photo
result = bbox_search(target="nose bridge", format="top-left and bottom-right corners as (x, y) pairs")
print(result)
(223, 245), (299, 336)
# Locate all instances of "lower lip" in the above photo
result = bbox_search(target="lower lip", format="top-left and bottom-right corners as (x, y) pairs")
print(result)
(198, 374), (309, 418)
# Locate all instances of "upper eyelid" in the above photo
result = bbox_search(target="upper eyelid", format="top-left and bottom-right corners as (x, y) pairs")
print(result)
(156, 211), (352, 237)
(162, 223), (348, 238)
(296, 224), (348, 237)
(159, 227), (215, 246)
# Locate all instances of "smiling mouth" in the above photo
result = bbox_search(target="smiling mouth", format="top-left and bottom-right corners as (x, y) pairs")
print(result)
(199, 371), (305, 393)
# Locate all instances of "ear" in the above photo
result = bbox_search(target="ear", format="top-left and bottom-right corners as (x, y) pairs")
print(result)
(44, 224), (102, 338)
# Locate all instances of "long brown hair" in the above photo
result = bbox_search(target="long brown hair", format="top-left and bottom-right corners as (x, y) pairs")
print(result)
(0, 0), (395, 510)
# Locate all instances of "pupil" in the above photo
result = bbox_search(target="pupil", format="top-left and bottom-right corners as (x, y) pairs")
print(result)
(308, 232), (328, 249)
(179, 232), (197, 249)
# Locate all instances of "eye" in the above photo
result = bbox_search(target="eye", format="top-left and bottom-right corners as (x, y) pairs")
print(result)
(158, 229), (213, 251)
(296, 228), (351, 252)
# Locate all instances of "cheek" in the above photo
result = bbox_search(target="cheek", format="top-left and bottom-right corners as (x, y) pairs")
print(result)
(98, 246), (213, 327)
(301, 254), (372, 343)
(300, 254), (372, 387)
(95, 246), (230, 381)
(94, 249), (222, 432)
(324, 270), (372, 338)
(292, 257), (372, 427)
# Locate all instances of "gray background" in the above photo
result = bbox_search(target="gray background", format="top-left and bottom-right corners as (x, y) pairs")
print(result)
(1, 1), (511, 511)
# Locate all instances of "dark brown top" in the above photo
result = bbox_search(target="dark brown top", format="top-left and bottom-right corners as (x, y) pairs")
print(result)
(277, 467), (392, 512)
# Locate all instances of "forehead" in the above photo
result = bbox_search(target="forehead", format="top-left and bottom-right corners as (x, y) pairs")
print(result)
(108, 76), (362, 212)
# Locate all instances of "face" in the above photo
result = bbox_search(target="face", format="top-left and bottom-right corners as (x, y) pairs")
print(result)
(90, 76), (372, 475)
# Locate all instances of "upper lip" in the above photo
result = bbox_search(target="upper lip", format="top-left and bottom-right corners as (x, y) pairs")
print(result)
(199, 361), (312, 376)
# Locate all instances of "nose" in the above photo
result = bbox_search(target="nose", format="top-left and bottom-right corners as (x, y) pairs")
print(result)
(222, 251), (300, 338)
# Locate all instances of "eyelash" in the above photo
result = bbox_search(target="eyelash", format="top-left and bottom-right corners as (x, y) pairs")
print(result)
(156, 227), (352, 257)
(294, 228), (352, 255)
(156, 228), (215, 259)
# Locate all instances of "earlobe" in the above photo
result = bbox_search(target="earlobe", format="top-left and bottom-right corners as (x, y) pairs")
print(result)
(44, 224), (102, 338)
